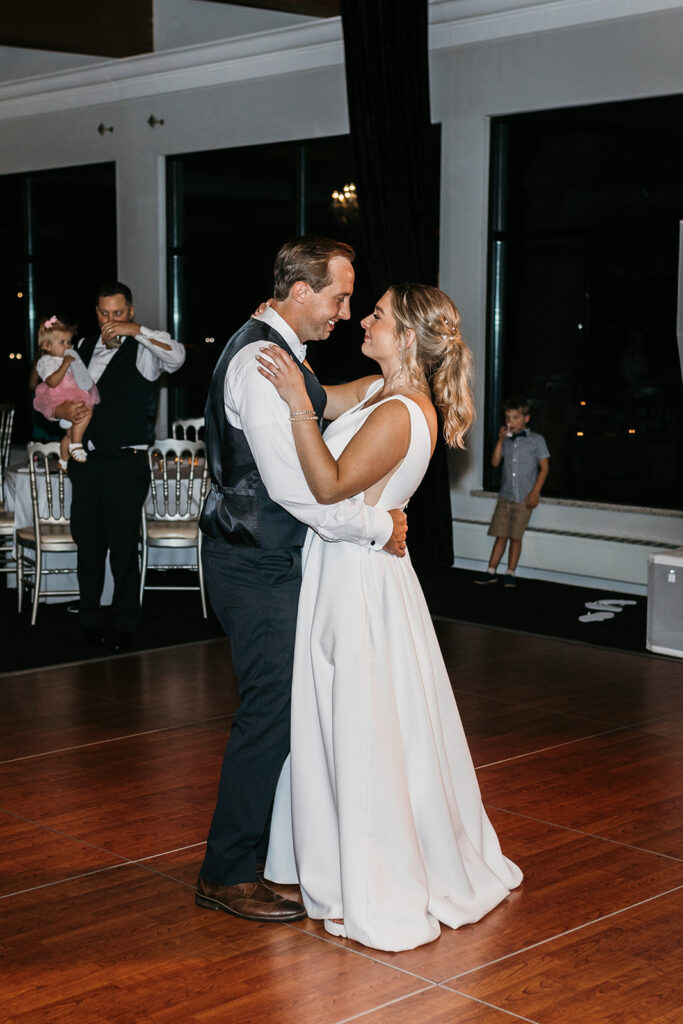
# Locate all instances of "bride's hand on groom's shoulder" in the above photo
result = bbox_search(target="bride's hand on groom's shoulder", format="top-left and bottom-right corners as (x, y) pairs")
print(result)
(256, 344), (309, 409)
(251, 298), (273, 318)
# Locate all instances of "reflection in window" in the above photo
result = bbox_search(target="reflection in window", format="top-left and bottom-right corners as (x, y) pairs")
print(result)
(167, 136), (388, 419)
(486, 96), (683, 510)
(0, 164), (116, 443)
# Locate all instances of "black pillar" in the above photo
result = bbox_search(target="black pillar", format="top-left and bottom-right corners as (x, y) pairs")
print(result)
(340, 0), (453, 568)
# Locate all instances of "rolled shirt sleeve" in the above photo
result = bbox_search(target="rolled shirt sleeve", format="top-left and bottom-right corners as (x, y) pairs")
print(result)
(226, 343), (393, 548)
(135, 326), (186, 379)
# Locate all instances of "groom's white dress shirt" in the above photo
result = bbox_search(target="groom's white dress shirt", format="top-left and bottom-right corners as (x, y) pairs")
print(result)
(223, 306), (393, 548)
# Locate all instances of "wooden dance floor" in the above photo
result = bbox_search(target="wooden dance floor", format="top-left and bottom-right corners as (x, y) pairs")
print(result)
(1, 622), (681, 1023)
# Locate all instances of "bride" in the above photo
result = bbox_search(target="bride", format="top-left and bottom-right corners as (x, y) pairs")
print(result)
(256, 283), (522, 952)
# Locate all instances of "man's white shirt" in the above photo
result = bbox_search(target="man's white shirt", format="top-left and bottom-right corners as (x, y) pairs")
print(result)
(85, 326), (186, 383)
(224, 306), (393, 548)
(81, 327), (186, 450)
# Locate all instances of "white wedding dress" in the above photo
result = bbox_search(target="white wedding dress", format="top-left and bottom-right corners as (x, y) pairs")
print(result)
(265, 381), (523, 951)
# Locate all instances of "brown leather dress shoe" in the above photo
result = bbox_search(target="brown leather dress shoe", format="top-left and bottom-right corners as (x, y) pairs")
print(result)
(195, 875), (306, 922)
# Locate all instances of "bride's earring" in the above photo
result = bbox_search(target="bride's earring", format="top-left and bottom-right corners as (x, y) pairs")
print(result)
(397, 337), (406, 384)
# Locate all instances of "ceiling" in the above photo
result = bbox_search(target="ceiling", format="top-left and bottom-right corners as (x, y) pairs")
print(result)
(1, 0), (339, 60)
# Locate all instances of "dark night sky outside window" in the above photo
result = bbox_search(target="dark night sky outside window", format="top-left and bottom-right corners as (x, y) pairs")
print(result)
(486, 95), (683, 510)
(166, 131), (439, 422)
(0, 164), (116, 443)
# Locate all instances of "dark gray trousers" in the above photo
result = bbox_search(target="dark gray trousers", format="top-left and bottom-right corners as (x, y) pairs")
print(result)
(200, 539), (302, 886)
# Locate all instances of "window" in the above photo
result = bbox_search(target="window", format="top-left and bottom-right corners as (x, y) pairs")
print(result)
(0, 164), (116, 442)
(486, 96), (683, 509)
(166, 135), (390, 417)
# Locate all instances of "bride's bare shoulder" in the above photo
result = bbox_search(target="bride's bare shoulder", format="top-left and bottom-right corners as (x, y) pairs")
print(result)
(356, 375), (382, 401)
(392, 389), (438, 450)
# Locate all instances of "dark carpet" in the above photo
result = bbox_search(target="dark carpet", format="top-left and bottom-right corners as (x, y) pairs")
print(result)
(1, 570), (223, 674)
(418, 566), (649, 656)
(1, 565), (651, 675)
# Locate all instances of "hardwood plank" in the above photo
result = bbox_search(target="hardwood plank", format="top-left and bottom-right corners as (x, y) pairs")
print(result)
(435, 622), (683, 729)
(1, 864), (423, 1024)
(0, 811), (125, 897)
(360, 986), (527, 1023)
(288, 810), (683, 982)
(1, 628), (680, 1023)
(452, 690), (606, 767)
(449, 887), (683, 1024)
(0, 680), (181, 763)
(477, 730), (683, 858)
(0, 726), (228, 861)
(55, 640), (239, 720)
(0, 642), (238, 761)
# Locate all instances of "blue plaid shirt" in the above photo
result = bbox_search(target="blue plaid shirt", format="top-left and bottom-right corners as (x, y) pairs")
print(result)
(499, 430), (550, 503)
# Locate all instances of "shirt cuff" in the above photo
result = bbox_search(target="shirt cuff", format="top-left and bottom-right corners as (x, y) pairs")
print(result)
(366, 507), (394, 551)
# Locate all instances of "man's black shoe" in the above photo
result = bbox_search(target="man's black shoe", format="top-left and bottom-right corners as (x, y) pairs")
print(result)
(83, 628), (107, 646)
(110, 632), (135, 654)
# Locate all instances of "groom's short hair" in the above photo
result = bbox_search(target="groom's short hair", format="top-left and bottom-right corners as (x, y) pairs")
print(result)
(273, 236), (355, 300)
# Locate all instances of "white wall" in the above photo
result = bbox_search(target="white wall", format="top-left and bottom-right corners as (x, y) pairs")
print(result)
(1, 0), (681, 590)
(0, 48), (101, 80)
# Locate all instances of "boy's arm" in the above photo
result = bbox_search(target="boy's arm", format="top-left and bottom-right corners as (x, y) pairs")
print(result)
(491, 426), (507, 467)
(526, 457), (549, 508)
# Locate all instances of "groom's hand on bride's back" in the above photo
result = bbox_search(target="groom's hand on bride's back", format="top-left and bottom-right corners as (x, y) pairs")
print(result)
(383, 509), (408, 557)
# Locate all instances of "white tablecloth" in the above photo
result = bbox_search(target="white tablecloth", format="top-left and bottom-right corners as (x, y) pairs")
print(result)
(5, 462), (201, 604)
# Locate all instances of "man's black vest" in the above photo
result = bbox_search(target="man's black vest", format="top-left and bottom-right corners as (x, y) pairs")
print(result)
(199, 318), (326, 548)
(77, 333), (160, 449)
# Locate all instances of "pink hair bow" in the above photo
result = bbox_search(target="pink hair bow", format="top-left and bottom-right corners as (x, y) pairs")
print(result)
(44, 315), (58, 327)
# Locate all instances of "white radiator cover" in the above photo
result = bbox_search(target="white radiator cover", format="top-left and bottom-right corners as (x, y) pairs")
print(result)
(647, 549), (683, 658)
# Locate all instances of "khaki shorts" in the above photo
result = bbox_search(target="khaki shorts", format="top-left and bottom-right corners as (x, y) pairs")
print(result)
(488, 497), (533, 541)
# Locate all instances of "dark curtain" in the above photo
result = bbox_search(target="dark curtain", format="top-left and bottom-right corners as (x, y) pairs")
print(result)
(340, 0), (453, 568)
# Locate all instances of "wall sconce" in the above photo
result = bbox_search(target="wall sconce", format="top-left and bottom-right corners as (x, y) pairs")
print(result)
(147, 115), (165, 128)
(97, 123), (114, 135)
(331, 182), (359, 229)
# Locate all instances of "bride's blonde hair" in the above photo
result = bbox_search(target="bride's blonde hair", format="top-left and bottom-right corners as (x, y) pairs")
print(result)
(389, 284), (475, 449)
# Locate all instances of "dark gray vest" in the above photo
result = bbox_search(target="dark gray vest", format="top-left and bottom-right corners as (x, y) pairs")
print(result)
(78, 332), (159, 449)
(199, 318), (326, 548)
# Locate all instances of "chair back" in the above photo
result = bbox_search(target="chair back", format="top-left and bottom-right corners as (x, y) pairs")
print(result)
(146, 439), (208, 521)
(171, 417), (204, 441)
(0, 404), (15, 502)
(26, 442), (70, 528)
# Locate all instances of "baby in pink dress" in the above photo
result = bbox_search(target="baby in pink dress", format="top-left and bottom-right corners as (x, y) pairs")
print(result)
(33, 315), (100, 469)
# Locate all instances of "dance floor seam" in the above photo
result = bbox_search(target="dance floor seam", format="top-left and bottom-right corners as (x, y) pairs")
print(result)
(442, 883), (683, 984)
(436, 990), (541, 1024)
(485, 805), (683, 863)
(0, 635), (227, 679)
(432, 613), (649, 662)
(1, 624), (681, 1024)
(0, 716), (235, 767)
(473, 724), (633, 769)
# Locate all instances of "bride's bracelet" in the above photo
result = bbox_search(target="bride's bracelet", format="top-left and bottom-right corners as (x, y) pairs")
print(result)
(289, 410), (318, 422)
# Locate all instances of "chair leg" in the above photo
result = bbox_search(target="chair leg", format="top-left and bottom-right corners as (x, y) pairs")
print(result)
(197, 543), (207, 619)
(17, 547), (23, 613)
(139, 540), (148, 606)
(31, 549), (42, 625)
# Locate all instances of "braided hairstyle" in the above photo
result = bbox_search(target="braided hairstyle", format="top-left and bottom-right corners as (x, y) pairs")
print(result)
(389, 284), (475, 449)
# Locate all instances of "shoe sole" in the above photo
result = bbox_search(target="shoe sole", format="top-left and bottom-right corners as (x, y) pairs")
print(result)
(195, 892), (307, 922)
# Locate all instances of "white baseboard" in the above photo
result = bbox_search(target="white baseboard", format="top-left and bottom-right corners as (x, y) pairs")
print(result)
(453, 556), (647, 596)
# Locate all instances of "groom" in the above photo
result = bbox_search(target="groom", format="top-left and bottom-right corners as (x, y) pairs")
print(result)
(196, 236), (407, 922)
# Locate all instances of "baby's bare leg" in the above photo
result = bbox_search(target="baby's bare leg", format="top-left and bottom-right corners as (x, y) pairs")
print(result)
(60, 432), (71, 466)
(69, 408), (92, 446)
